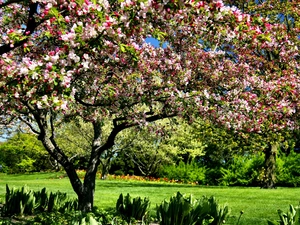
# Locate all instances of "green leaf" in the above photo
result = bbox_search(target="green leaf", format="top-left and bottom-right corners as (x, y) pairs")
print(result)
(48, 7), (59, 18)
(119, 44), (127, 53)
(76, 0), (84, 6)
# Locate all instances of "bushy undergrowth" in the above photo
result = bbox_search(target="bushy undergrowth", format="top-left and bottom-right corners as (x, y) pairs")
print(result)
(156, 151), (300, 187)
(0, 210), (116, 225)
(2, 184), (300, 225)
(276, 152), (300, 187)
(1, 186), (230, 225)
(158, 161), (206, 184)
(219, 155), (264, 186)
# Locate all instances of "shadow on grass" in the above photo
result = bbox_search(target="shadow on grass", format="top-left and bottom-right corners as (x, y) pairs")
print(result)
(0, 172), (66, 180)
(97, 180), (236, 189)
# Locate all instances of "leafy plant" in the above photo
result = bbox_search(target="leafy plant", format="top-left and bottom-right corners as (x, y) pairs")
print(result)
(207, 196), (229, 225)
(47, 191), (68, 212)
(71, 213), (100, 225)
(2, 184), (37, 216)
(156, 192), (229, 225)
(116, 193), (150, 224)
(27, 209), (120, 225)
(220, 154), (264, 186)
(268, 205), (300, 225)
(276, 152), (300, 187)
(159, 161), (206, 184)
(0, 220), (12, 225)
(1, 185), (78, 216)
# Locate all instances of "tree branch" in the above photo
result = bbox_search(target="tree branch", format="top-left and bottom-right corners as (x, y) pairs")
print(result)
(74, 93), (106, 107)
(18, 116), (40, 135)
(0, 3), (39, 55)
(98, 112), (177, 160)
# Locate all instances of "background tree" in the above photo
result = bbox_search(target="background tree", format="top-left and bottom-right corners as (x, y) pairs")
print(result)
(55, 118), (114, 172)
(0, 0), (299, 211)
(55, 118), (123, 177)
(113, 123), (176, 177)
(54, 120), (92, 170)
(192, 120), (297, 187)
(213, 0), (299, 187)
(0, 132), (51, 173)
(112, 118), (205, 176)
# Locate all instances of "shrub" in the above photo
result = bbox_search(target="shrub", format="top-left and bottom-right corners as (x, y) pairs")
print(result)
(128, 169), (135, 176)
(114, 170), (125, 176)
(159, 161), (206, 184)
(204, 167), (223, 185)
(0, 163), (8, 173)
(0, 133), (52, 173)
(276, 152), (300, 187)
(219, 154), (264, 186)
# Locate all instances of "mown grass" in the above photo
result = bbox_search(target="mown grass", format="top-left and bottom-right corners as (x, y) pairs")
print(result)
(0, 172), (299, 225)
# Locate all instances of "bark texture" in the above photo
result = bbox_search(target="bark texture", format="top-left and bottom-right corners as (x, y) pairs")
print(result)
(261, 143), (278, 189)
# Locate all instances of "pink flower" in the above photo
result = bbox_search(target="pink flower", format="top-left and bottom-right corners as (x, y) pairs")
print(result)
(65, 16), (70, 23)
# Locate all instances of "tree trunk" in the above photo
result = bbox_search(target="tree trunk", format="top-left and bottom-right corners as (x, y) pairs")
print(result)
(76, 120), (103, 211)
(261, 143), (278, 189)
(62, 155), (100, 212)
(78, 169), (97, 212)
(35, 114), (133, 212)
(38, 129), (100, 212)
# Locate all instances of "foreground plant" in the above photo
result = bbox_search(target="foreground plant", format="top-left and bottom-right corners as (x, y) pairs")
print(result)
(116, 193), (150, 224)
(2, 185), (78, 216)
(156, 192), (229, 225)
(268, 205), (300, 225)
(3, 184), (37, 216)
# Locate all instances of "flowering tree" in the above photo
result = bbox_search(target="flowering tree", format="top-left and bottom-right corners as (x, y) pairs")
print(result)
(0, 0), (299, 210)
(219, 0), (300, 188)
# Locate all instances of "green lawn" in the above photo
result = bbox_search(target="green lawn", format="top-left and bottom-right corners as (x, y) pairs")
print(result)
(0, 172), (299, 225)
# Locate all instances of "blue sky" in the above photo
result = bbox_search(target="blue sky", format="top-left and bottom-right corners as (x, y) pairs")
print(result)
(145, 37), (160, 47)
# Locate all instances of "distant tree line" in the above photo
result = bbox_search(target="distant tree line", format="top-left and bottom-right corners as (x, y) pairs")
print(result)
(1, 119), (299, 187)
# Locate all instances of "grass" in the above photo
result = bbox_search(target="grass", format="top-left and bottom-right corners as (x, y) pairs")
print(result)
(0, 172), (299, 225)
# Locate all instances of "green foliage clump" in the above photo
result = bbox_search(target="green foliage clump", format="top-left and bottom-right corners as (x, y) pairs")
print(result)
(0, 133), (52, 173)
(219, 154), (264, 186)
(31, 211), (100, 225)
(2, 185), (78, 216)
(114, 170), (125, 176)
(24, 209), (149, 225)
(3, 185), (36, 216)
(159, 161), (206, 184)
(268, 204), (300, 225)
(276, 152), (300, 187)
(116, 193), (150, 224)
(156, 192), (229, 225)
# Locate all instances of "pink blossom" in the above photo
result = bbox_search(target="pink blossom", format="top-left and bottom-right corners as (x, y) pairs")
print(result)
(65, 16), (70, 23)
